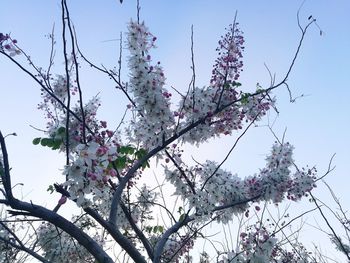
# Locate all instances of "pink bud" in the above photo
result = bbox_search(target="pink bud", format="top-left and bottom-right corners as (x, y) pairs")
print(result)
(58, 196), (67, 205)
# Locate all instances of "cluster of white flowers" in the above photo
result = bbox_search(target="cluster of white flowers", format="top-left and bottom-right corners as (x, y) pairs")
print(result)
(37, 73), (115, 154)
(38, 74), (75, 115)
(175, 23), (272, 145)
(238, 225), (278, 262)
(137, 184), (157, 211)
(88, 188), (142, 228)
(287, 168), (317, 201)
(177, 89), (273, 145)
(127, 21), (175, 149)
(177, 87), (231, 144)
(50, 97), (103, 151)
(165, 142), (316, 223)
(194, 161), (248, 221)
(242, 94), (274, 121)
(161, 234), (194, 262)
(218, 226), (312, 263)
(63, 141), (118, 207)
(253, 142), (295, 203)
(37, 219), (103, 263)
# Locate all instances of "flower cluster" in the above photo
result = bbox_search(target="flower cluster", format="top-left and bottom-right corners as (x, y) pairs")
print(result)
(246, 143), (317, 204)
(210, 22), (244, 88)
(37, 77), (132, 211)
(38, 76), (106, 152)
(165, 142), (316, 223)
(238, 225), (278, 262)
(218, 225), (313, 262)
(287, 167), (317, 201)
(62, 141), (119, 207)
(127, 21), (175, 149)
(161, 234), (194, 263)
(241, 94), (273, 121)
(176, 23), (272, 145)
(0, 33), (20, 56)
(38, 75), (78, 111)
(248, 142), (296, 203)
(137, 184), (157, 211)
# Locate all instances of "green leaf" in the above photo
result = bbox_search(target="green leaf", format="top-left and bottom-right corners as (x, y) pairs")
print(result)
(51, 139), (62, 150)
(179, 214), (185, 222)
(145, 226), (153, 233)
(241, 93), (251, 105)
(127, 146), (135, 154)
(153, 226), (158, 233)
(46, 138), (55, 147)
(40, 138), (50, 146)
(33, 137), (41, 145)
(136, 148), (147, 159)
(47, 185), (54, 194)
(119, 145), (135, 155)
(141, 161), (150, 169)
(114, 156), (127, 169)
(56, 126), (66, 135)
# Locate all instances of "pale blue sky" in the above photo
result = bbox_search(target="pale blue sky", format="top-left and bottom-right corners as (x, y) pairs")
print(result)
(1, 0), (350, 260)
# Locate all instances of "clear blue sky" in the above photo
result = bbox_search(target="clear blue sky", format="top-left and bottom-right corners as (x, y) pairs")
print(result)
(1, 0), (350, 260)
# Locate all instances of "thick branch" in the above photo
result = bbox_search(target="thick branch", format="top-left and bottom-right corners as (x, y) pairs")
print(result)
(84, 206), (147, 263)
(153, 216), (192, 263)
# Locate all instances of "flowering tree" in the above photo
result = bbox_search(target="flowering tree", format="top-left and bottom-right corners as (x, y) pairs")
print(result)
(0, 1), (343, 262)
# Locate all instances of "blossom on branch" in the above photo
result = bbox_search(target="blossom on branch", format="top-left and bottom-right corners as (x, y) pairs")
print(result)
(177, 23), (273, 145)
(165, 142), (316, 223)
(127, 21), (175, 149)
(0, 33), (20, 57)
(37, 217), (104, 263)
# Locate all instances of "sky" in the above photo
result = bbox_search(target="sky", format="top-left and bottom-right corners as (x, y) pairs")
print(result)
(1, 0), (350, 261)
